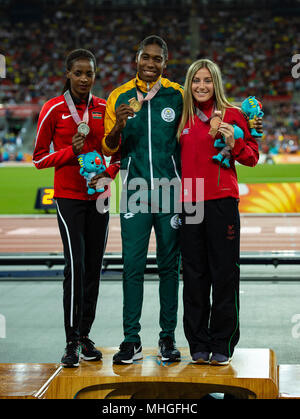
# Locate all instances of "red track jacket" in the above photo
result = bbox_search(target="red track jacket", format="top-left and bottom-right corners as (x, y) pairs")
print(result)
(180, 101), (259, 202)
(33, 93), (120, 200)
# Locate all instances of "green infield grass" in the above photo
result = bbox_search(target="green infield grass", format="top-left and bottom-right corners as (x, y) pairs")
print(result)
(236, 163), (300, 184)
(0, 166), (55, 214)
(0, 163), (299, 214)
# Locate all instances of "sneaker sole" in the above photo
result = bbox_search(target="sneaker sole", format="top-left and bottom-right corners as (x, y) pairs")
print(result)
(192, 358), (209, 364)
(210, 358), (232, 366)
(113, 352), (143, 365)
(60, 361), (80, 368)
(159, 356), (181, 362)
(157, 350), (181, 362)
(80, 354), (102, 361)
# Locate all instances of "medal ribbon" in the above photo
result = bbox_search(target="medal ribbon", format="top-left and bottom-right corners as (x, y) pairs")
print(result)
(195, 102), (217, 123)
(64, 89), (92, 126)
(136, 79), (161, 106)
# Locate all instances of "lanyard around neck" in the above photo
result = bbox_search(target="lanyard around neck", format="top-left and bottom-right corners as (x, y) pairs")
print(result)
(64, 89), (92, 126)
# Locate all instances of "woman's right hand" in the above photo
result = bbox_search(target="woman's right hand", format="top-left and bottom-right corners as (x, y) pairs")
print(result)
(104, 104), (135, 152)
(115, 104), (135, 130)
(72, 133), (86, 155)
(218, 122), (235, 149)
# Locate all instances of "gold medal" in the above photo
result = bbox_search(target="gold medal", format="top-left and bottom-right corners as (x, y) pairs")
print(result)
(129, 98), (142, 113)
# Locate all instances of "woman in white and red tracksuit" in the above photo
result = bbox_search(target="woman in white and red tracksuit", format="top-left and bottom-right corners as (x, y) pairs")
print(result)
(33, 49), (120, 367)
(178, 59), (259, 365)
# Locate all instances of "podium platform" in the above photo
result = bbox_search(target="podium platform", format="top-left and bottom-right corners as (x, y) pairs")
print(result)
(45, 348), (278, 399)
(0, 348), (280, 399)
(0, 363), (61, 399)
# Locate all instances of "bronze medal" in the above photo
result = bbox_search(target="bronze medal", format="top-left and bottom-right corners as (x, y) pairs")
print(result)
(129, 98), (142, 113)
(209, 111), (222, 138)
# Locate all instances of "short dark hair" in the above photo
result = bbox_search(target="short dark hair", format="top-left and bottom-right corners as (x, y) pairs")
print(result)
(137, 35), (168, 62)
(62, 49), (97, 94)
(65, 48), (97, 71)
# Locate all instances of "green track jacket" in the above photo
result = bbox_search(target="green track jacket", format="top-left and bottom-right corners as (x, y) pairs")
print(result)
(103, 74), (183, 190)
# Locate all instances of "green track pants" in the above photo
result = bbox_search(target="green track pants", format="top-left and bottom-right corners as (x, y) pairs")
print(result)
(120, 210), (181, 343)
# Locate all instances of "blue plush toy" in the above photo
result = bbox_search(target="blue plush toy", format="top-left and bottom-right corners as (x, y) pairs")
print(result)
(241, 96), (264, 137)
(212, 125), (244, 169)
(78, 151), (106, 195)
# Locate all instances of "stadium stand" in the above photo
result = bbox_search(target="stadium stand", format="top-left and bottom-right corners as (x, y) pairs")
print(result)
(1, 0), (300, 400)
(0, 0), (299, 160)
(0, 0), (299, 159)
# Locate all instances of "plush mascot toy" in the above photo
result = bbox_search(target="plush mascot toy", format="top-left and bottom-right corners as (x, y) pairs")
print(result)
(78, 151), (106, 195)
(212, 125), (244, 168)
(208, 110), (245, 169)
(241, 96), (264, 137)
(211, 95), (263, 168)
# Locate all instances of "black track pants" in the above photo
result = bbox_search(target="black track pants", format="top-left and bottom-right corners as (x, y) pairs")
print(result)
(56, 198), (109, 342)
(179, 198), (240, 358)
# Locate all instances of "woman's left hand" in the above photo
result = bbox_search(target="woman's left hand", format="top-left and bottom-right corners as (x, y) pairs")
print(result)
(218, 123), (235, 149)
(253, 117), (263, 133)
(245, 115), (263, 133)
(89, 171), (111, 190)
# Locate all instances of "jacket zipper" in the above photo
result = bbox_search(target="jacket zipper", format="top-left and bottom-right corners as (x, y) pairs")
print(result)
(147, 83), (154, 190)
(122, 156), (131, 185)
(171, 155), (181, 181)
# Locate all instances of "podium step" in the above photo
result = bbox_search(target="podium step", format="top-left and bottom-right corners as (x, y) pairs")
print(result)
(278, 365), (300, 399)
(44, 347), (278, 399)
(0, 348), (282, 399)
(0, 363), (61, 399)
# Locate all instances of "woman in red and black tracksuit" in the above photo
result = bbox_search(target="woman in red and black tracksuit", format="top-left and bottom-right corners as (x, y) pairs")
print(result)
(33, 49), (120, 367)
(178, 59), (259, 366)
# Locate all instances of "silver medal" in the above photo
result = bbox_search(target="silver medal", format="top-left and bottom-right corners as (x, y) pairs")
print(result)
(77, 122), (90, 136)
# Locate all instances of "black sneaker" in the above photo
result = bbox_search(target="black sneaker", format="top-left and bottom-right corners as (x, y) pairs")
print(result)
(61, 341), (81, 368)
(210, 353), (232, 366)
(80, 337), (102, 361)
(192, 351), (210, 364)
(158, 337), (181, 362)
(113, 341), (143, 365)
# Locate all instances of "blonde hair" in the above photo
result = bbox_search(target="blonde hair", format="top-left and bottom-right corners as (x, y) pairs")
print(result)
(177, 58), (239, 138)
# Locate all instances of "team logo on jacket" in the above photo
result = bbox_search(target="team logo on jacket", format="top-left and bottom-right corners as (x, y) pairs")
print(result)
(161, 107), (175, 122)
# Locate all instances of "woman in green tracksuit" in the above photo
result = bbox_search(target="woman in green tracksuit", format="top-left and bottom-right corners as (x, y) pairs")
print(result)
(91, 35), (183, 364)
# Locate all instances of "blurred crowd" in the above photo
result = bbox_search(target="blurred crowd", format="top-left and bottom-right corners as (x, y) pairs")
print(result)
(0, 2), (299, 157)
(1, 6), (298, 103)
(259, 101), (300, 158)
(0, 131), (24, 162)
(196, 12), (299, 100)
(0, 8), (190, 104)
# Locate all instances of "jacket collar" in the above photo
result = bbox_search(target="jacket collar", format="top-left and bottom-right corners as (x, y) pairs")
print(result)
(135, 73), (162, 93)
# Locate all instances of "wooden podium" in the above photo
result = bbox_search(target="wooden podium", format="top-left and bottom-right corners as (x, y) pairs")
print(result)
(39, 348), (278, 399)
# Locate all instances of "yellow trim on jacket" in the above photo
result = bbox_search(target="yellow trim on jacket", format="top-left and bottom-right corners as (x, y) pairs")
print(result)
(102, 74), (183, 156)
